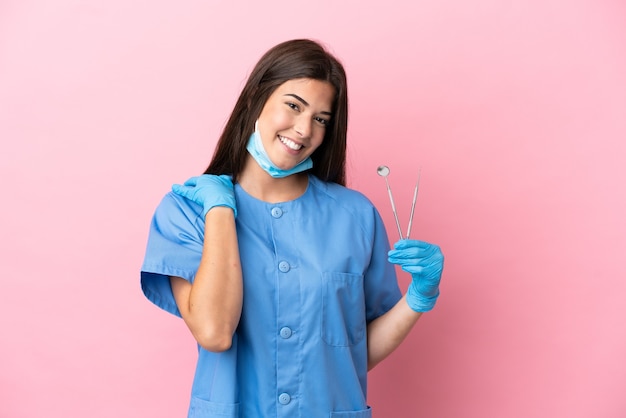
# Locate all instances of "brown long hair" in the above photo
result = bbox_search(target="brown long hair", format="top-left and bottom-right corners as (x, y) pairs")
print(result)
(204, 39), (349, 186)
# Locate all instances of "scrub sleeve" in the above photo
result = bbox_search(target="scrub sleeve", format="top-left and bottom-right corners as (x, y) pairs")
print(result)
(140, 192), (239, 417)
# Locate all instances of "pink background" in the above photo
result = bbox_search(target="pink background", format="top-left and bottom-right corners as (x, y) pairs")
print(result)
(1, 1), (625, 417)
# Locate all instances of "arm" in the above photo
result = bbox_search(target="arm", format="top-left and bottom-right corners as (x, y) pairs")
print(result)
(171, 207), (242, 352)
(367, 295), (422, 370)
(367, 239), (444, 370)
(168, 174), (242, 352)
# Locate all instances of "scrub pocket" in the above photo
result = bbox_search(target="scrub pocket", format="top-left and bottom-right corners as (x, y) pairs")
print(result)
(188, 397), (239, 418)
(330, 406), (373, 417)
(321, 272), (366, 347)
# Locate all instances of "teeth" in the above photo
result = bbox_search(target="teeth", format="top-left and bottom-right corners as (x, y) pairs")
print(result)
(279, 136), (302, 151)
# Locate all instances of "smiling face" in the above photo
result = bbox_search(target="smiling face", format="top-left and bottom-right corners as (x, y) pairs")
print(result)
(256, 78), (336, 171)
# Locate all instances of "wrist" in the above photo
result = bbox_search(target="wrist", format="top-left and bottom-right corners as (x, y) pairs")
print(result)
(406, 283), (440, 312)
(203, 204), (237, 219)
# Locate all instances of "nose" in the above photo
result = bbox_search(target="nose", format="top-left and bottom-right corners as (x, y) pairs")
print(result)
(294, 116), (312, 138)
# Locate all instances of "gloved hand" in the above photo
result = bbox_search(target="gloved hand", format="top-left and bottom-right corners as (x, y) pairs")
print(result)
(172, 174), (237, 218)
(388, 239), (444, 312)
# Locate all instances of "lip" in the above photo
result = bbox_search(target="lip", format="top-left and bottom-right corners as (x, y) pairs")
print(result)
(278, 135), (304, 154)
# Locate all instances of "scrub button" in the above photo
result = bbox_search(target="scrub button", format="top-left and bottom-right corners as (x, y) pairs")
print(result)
(278, 261), (290, 272)
(271, 207), (283, 218)
(278, 393), (291, 405)
(279, 327), (292, 339)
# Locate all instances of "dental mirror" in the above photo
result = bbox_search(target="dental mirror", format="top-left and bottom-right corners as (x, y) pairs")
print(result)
(377, 165), (422, 240)
(377, 165), (404, 239)
(376, 165), (390, 177)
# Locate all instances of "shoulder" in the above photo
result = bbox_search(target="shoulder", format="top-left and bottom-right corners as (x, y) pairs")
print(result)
(151, 191), (204, 236)
(155, 191), (202, 217)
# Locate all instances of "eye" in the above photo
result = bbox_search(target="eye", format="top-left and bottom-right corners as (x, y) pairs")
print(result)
(314, 116), (330, 126)
(286, 102), (300, 111)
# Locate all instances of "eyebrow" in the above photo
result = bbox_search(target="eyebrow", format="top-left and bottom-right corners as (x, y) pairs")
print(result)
(284, 93), (333, 116)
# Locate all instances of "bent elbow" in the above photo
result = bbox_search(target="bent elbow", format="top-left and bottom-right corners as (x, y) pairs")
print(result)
(200, 338), (232, 353)
(195, 329), (234, 353)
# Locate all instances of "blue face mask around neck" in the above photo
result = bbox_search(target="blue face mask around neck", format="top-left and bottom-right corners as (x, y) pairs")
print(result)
(246, 121), (313, 178)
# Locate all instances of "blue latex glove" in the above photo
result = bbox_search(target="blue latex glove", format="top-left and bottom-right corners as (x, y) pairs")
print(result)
(171, 174), (237, 218)
(388, 239), (444, 312)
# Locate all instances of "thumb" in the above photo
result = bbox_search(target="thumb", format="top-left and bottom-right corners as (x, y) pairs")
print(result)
(183, 176), (200, 187)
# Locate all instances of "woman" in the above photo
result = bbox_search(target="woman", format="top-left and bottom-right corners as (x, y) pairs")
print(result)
(141, 38), (444, 418)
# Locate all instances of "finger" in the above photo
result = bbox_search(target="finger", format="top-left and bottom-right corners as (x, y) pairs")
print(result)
(172, 184), (192, 198)
(404, 264), (443, 282)
(388, 247), (426, 260)
(183, 176), (199, 187)
(388, 249), (443, 266)
(217, 174), (234, 186)
(388, 257), (431, 269)
(401, 264), (423, 275)
(393, 239), (431, 250)
(393, 244), (442, 260)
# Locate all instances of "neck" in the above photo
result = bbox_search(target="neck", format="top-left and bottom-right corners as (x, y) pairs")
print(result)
(238, 155), (309, 203)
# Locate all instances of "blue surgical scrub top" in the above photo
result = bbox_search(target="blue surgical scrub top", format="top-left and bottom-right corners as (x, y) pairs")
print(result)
(141, 175), (402, 418)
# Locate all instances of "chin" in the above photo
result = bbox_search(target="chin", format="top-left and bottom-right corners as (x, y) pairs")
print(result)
(274, 162), (297, 170)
